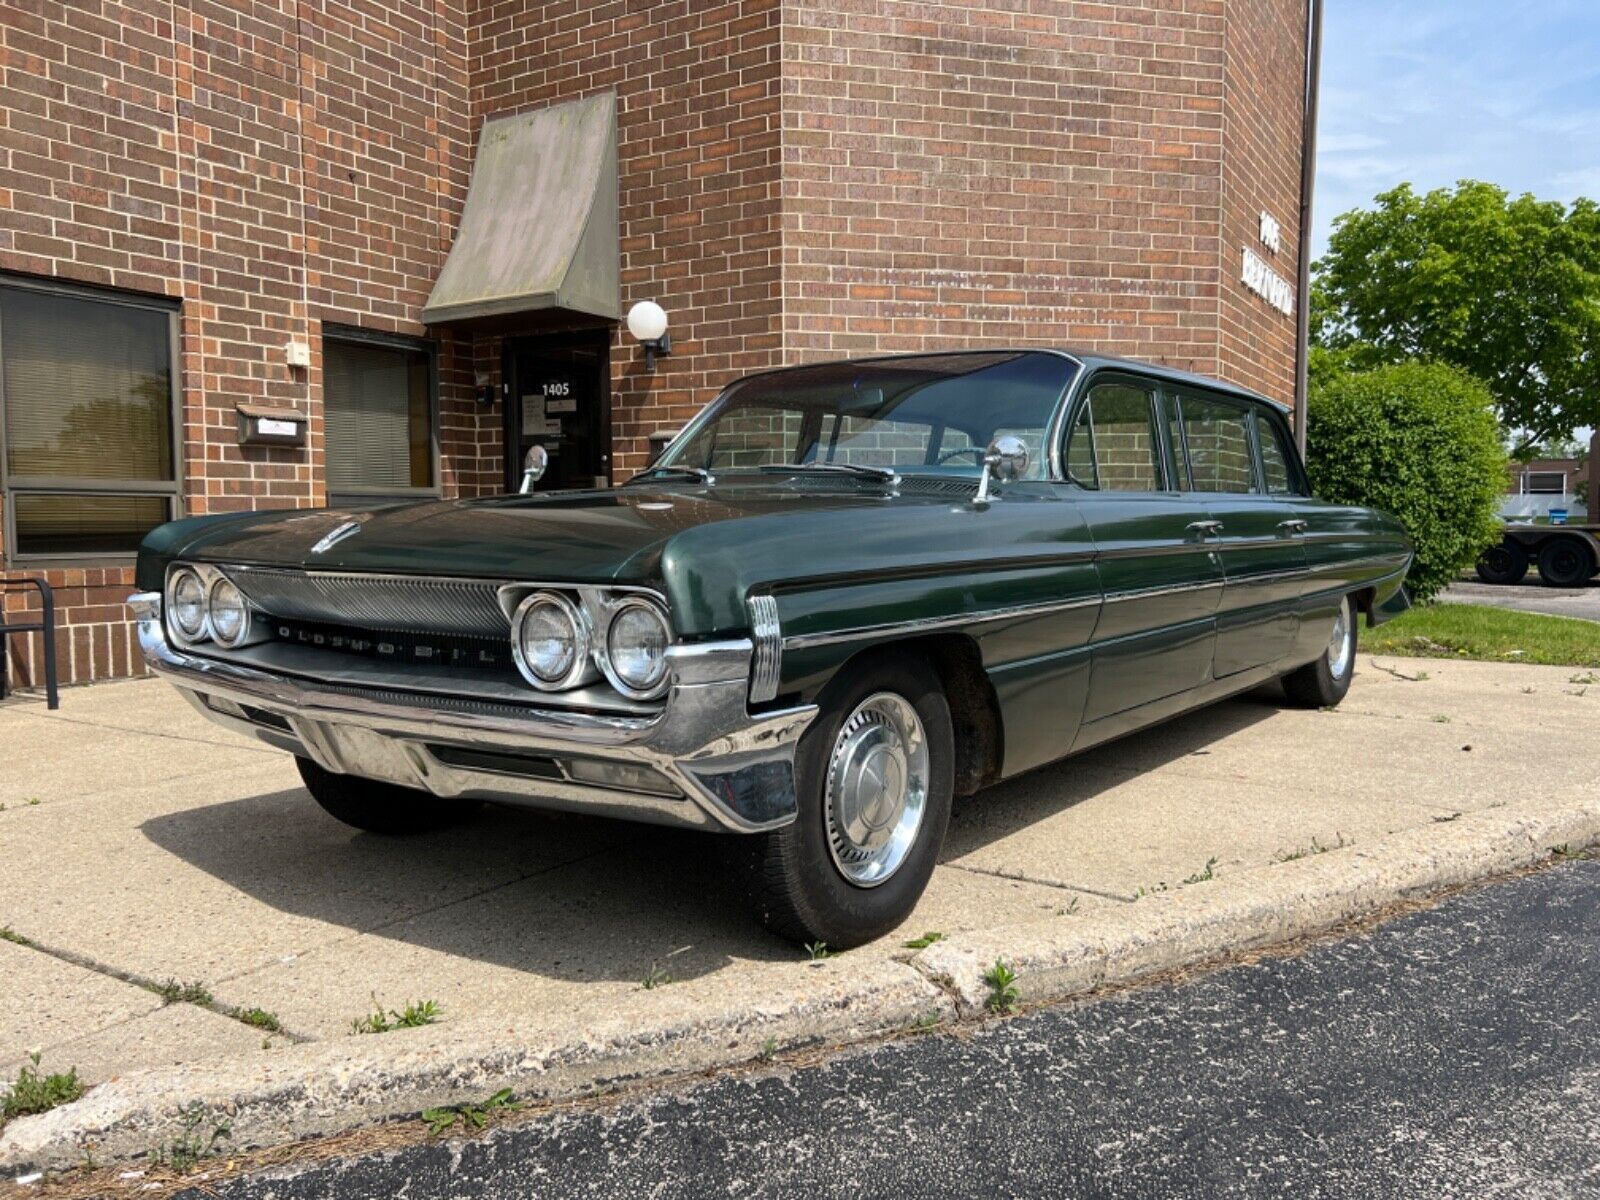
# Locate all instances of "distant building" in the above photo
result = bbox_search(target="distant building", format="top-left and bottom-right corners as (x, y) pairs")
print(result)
(1503, 447), (1593, 522)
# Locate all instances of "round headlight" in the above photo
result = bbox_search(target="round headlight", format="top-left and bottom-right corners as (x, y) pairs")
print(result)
(606, 600), (670, 697)
(513, 592), (588, 689)
(168, 569), (208, 641)
(207, 577), (250, 647)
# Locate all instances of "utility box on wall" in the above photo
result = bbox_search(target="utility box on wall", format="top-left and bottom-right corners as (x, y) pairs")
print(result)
(236, 404), (308, 448)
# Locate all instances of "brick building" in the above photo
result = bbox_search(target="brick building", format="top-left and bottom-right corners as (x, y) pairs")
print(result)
(0, 0), (1314, 690)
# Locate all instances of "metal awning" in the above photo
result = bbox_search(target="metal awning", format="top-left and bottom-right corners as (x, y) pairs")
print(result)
(422, 92), (619, 329)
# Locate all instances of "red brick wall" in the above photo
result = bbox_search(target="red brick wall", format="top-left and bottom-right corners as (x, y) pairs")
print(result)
(780, 0), (1229, 370)
(471, 0), (786, 475)
(1217, 0), (1306, 403)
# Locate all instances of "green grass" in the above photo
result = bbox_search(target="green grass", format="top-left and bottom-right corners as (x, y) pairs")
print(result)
(1360, 603), (1600, 668)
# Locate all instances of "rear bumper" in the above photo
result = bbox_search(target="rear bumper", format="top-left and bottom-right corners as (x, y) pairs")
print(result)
(129, 593), (814, 833)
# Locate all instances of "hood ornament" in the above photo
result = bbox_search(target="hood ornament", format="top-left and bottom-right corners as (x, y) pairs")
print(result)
(310, 517), (366, 555)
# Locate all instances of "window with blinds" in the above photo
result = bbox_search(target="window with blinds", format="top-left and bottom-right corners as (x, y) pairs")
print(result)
(1, 282), (178, 559)
(323, 337), (435, 501)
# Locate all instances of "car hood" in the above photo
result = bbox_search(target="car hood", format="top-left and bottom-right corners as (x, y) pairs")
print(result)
(139, 482), (952, 585)
(138, 478), (1084, 638)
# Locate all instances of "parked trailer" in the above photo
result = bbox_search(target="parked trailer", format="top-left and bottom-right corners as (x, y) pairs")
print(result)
(1477, 524), (1600, 588)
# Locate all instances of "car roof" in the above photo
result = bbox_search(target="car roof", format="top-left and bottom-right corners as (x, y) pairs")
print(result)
(759, 347), (1293, 414)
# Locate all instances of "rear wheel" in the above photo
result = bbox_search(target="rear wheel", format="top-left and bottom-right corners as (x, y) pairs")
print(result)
(726, 655), (954, 948)
(1281, 594), (1356, 709)
(1537, 537), (1593, 588)
(1475, 541), (1529, 585)
(296, 757), (482, 835)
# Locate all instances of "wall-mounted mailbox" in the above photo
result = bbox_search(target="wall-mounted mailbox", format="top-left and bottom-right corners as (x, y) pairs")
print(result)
(237, 403), (308, 448)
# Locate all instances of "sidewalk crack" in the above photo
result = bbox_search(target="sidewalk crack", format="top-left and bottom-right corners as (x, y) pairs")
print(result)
(941, 861), (1135, 903)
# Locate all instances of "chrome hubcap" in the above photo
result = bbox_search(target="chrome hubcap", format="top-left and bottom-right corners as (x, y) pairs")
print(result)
(1327, 598), (1353, 679)
(825, 693), (929, 888)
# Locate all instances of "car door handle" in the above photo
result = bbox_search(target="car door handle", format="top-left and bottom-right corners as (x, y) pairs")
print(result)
(1187, 520), (1224, 537)
(1278, 519), (1308, 535)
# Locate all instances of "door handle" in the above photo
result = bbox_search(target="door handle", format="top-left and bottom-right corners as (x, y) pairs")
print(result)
(1278, 519), (1309, 535)
(1187, 520), (1224, 537)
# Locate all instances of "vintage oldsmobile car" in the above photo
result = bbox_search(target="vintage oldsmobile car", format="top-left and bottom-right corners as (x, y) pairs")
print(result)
(129, 350), (1412, 947)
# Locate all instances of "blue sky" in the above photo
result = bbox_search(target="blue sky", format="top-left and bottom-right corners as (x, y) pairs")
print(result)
(1314, 0), (1600, 259)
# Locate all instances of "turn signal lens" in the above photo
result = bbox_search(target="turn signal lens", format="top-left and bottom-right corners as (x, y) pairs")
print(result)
(606, 601), (670, 696)
(169, 569), (208, 641)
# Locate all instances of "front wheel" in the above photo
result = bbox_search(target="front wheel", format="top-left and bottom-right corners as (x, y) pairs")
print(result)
(726, 655), (954, 948)
(297, 757), (482, 835)
(1281, 594), (1356, 709)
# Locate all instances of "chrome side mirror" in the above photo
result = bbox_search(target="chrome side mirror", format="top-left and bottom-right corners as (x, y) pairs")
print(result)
(975, 435), (1029, 504)
(520, 444), (549, 494)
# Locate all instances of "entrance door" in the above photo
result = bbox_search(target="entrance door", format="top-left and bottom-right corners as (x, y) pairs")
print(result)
(503, 334), (610, 492)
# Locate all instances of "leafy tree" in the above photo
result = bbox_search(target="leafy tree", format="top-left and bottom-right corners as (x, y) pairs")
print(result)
(1307, 362), (1506, 603)
(1312, 182), (1600, 454)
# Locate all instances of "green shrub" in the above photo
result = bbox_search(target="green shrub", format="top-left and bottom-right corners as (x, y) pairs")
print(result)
(1307, 362), (1505, 602)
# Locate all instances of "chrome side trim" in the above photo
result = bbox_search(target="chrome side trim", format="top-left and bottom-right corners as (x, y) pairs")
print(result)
(748, 594), (782, 703)
(1102, 579), (1227, 605)
(783, 593), (1101, 651)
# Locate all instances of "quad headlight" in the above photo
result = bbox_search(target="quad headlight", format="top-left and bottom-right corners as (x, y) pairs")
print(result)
(511, 592), (591, 690)
(603, 598), (671, 700)
(206, 576), (251, 648)
(166, 567), (210, 643)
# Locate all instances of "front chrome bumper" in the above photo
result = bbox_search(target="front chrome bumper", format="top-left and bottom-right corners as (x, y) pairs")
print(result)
(128, 593), (815, 833)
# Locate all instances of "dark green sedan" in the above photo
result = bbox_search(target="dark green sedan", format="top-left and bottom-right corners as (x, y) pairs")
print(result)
(128, 350), (1412, 947)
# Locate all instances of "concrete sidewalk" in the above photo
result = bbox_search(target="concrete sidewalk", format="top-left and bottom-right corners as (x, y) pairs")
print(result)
(2, 657), (1598, 1171)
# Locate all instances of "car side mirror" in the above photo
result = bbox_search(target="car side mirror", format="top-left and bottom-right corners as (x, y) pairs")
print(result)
(520, 444), (549, 494)
(975, 435), (1029, 504)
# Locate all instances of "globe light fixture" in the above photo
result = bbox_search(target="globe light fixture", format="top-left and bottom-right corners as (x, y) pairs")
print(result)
(626, 300), (671, 371)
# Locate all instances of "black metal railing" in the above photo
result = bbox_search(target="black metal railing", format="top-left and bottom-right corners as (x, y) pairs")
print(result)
(0, 577), (60, 710)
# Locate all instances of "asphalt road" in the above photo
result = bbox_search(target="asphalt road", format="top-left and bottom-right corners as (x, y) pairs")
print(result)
(1443, 577), (1600, 622)
(185, 861), (1600, 1200)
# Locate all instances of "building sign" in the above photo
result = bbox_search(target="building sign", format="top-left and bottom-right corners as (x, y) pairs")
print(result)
(1243, 209), (1294, 316)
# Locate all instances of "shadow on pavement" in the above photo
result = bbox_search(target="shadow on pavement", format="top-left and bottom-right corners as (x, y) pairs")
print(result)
(138, 689), (1282, 986)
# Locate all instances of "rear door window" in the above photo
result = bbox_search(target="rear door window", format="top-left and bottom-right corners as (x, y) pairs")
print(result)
(1178, 395), (1257, 494)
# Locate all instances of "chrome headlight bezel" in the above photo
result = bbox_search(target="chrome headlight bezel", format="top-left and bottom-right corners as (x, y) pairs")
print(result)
(511, 590), (593, 691)
(205, 574), (253, 649)
(164, 565), (212, 645)
(599, 597), (672, 701)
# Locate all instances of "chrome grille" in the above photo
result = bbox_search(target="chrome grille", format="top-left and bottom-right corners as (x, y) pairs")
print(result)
(221, 566), (510, 638)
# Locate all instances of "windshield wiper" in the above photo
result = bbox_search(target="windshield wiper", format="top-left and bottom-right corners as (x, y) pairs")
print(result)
(625, 465), (714, 486)
(757, 461), (900, 483)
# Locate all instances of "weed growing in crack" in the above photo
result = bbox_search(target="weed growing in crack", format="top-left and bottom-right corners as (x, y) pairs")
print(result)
(148, 1102), (230, 1174)
(422, 1088), (519, 1136)
(902, 931), (945, 950)
(351, 998), (440, 1035)
(1182, 857), (1219, 885)
(1, 1054), (82, 1128)
(983, 960), (1019, 1014)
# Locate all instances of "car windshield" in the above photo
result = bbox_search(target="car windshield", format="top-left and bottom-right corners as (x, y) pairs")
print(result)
(655, 351), (1077, 479)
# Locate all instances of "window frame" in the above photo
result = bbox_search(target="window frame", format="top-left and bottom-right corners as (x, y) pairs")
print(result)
(1166, 387), (1262, 497)
(1248, 402), (1310, 497)
(1059, 373), (1169, 494)
(321, 323), (442, 508)
(0, 273), (183, 566)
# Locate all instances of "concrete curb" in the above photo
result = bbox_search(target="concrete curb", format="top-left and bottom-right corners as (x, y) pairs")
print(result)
(6, 800), (1598, 1176)
(912, 801), (1600, 1014)
(1, 960), (950, 1174)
